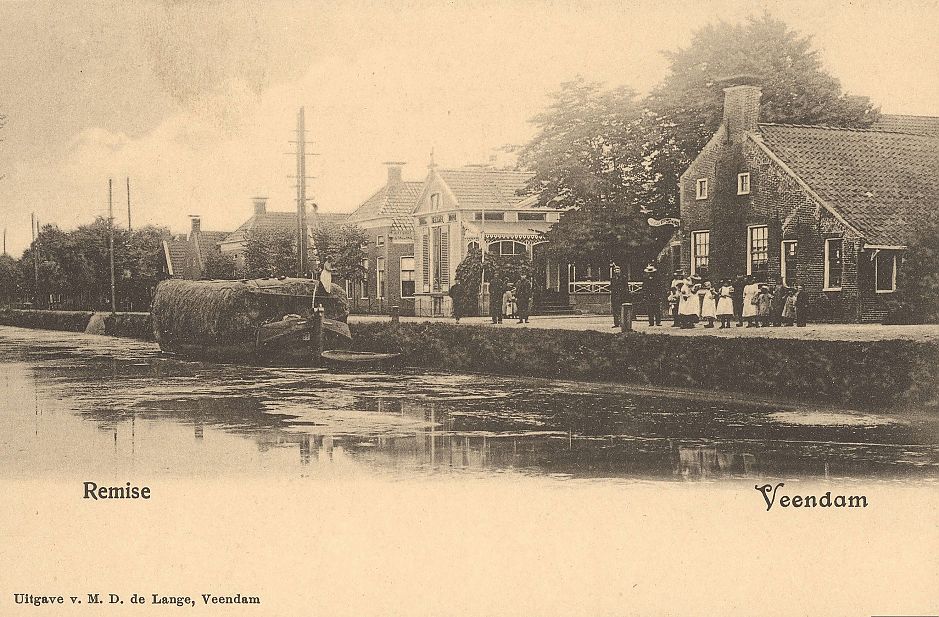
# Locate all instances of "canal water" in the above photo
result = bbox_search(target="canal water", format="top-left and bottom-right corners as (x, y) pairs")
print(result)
(0, 326), (937, 482)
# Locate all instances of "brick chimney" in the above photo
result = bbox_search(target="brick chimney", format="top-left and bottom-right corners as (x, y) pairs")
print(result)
(384, 161), (405, 186)
(723, 84), (762, 143)
(189, 215), (201, 236)
(252, 197), (268, 216)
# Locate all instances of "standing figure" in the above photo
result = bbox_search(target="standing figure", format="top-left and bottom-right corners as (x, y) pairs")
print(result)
(449, 280), (463, 323)
(716, 279), (735, 329)
(742, 276), (760, 327)
(515, 274), (532, 324)
(770, 280), (788, 327)
(756, 284), (773, 327)
(610, 263), (627, 328)
(794, 285), (808, 327)
(677, 276), (699, 328)
(642, 265), (662, 326)
(502, 286), (517, 319)
(488, 272), (505, 324)
(670, 270), (685, 327)
(318, 256), (333, 294)
(700, 281), (717, 328)
(782, 288), (797, 326)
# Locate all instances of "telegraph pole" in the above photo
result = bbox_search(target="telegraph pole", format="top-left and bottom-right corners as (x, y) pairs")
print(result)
(126, 177), (132, 231)
(296, 107), (307, 277)
(108, 178), (116, 314)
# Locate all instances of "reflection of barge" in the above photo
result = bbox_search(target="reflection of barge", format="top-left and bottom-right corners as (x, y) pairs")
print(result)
(151, 278), (354, 365)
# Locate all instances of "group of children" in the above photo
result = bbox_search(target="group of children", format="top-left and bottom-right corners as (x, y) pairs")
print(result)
(667, 273), (807, 329)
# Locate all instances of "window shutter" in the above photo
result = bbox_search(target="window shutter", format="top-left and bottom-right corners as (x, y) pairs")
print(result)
(421, 233), (430, 291)
(440, 230), (450, 288)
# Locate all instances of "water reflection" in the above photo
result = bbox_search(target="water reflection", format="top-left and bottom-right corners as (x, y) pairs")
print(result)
(0, 326), (937, 482)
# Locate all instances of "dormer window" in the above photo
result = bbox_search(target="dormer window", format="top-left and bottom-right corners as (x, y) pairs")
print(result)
(737, 173), (751, 195)
(695, 178), (708, 200)
(430, 193), (440, 211)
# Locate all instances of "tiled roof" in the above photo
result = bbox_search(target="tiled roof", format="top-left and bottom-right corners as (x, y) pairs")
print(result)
(437, 168), (535, 210)
(195, 231), (229, 263)
(347, 181), (423, 239)
(756, 123), (939, 246)
(872, 114), (939, 137)
(222, 210), (347, 246)
(163, 238), (193, 279)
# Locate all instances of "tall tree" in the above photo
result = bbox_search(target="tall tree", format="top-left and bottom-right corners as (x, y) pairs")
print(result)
(646, 13), (879, 212)
(310, 222), (368, 284)
(243, 227), (297, 278)
(516, 78), (657, 269)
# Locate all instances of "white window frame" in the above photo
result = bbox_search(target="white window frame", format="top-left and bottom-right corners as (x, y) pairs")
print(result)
(376, 257), (386, 299)
(824, 238), (843, 291)
(399, 256), (415, 298)
(377, 235), (385, 247)
(737, 172), (751, 195)
(695, 178), (708, 200)
(690, 230), (710, 276)
(874, 251), (897, 293)
(780, 240), (798, 285)
(430, 193), (440, 211)
(746, 225), (769, 276)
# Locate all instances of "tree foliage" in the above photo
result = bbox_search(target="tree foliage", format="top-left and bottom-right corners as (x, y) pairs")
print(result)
(646, 13), (879, 210)
(243, 227), (297, 278)
(202, 249), (236, 280)
(895, 212), (939, 323)
(310, 223), (369, 283)
(516, 78), (657, 266)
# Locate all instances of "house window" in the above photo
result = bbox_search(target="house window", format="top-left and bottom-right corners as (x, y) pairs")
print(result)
(737, 173), (751, 195)
(432, 227), (442, 291)
(747, 225), (769, 279)
(781, 240), (798, 286)
(518, 212), (547, 221)
(824, 238), (843, 290)
(690, 230), (709, 276)
(376, 257), (386, 298)
(430, 193), (440, 211)
(695, 178), (708, 200)
(488, 240), (526, 256)
(467, 241), (480, 253)
(474, 212), (505, 221)
(874, 251), (896, 293)
(421, 233), (430, 293)
(400, 257), (415, 298)
(377, 235), (385, 247)
(360, 257), (369, 299)
(345, 279), (353, 299)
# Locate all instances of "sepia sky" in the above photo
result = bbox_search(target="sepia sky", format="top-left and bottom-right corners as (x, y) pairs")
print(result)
(0, 0), (936, 254)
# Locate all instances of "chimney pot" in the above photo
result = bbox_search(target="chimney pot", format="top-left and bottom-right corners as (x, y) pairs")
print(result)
(383, 161), (405, 186)
(252, 197), (268, 216)
(723, 84), (762, 143)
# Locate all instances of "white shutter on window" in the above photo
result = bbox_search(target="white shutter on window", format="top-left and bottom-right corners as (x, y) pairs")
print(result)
(440, 230), (449, 288)
(421, 233), (430, 291)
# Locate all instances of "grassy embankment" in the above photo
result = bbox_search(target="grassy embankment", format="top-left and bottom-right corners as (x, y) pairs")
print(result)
(1, 309), (936, 409)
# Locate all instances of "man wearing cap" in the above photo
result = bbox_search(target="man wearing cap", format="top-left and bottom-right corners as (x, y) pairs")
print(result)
(610, 263), (627, 327)
(642, 264), (662, 326)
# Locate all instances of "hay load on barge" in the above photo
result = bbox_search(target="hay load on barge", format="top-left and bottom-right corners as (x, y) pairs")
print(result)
(151, 277), (386, 366)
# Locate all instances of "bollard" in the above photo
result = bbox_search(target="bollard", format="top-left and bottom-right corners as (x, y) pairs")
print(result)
(620, 302), (633, 333)
(311, 306), (325, 364)
(391, 305), (400, 323)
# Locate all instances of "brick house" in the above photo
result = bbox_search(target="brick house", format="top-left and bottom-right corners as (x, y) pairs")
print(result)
(679, 82), (939, 322)
(161, 215), (231, 279)
(411, 165), (560, 317)
(345, 163), (423, 314)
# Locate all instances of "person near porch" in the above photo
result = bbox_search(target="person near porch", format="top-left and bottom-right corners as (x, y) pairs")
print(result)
(677, 276), (699, 328)
(318, 255), (333, 294)
(742, 276), (760, 327)
(794, 285), (808, 327)
(502, 285), (517, 319)
(488, 271), (505, 324)
(770, 280), (788, 326)
(449, 280), (464, 323)
(716, 279), (735, 329)
(756, 284), (773, 327)
(782, 288), (797, 326)
(670, 270), (685, 327)
(700, 280), (717, 328)
(610, 263), (627, 328)
(732, 274), (746, 326)
(515, 274), (532, 324)
(642, 264), (662, 326)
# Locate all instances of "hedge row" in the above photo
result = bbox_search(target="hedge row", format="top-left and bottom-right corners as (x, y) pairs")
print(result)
(0, 309), (154, 341)
(348, 322), (939, 409)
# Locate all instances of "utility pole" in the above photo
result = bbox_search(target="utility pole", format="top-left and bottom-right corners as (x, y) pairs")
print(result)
(126, 177), (132, 231)
(3, 227), (6, 254)
(109, 178), (116, 315)
(30, 213), (38, 306)
(296, 107), (308, 278)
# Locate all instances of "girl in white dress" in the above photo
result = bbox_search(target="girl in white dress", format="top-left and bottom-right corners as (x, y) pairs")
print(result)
(716, 279), (735, 329)
(700, 281), (717, 328)
(742, 276), (760, 327)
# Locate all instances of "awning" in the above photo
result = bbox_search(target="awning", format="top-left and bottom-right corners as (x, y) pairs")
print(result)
(462, 221), (551, 241)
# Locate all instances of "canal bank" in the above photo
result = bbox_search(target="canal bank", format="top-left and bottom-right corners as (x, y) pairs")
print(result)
(2, 308), (937, 409)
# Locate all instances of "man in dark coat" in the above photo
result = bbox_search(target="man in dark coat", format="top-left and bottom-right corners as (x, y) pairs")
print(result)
(794, 285), (809, 327)
(448, 280), (463, 323)
(515, 274), (532, 324)
(642, 264), (662, 326)
(488, 272), (504, 324)
(610, 263), (627, 327)
(770, 280), (788, 327)
(732, 274), (746, 327)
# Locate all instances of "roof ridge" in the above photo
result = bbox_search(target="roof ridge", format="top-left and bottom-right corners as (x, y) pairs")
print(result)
(757, 122), (933, 136)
